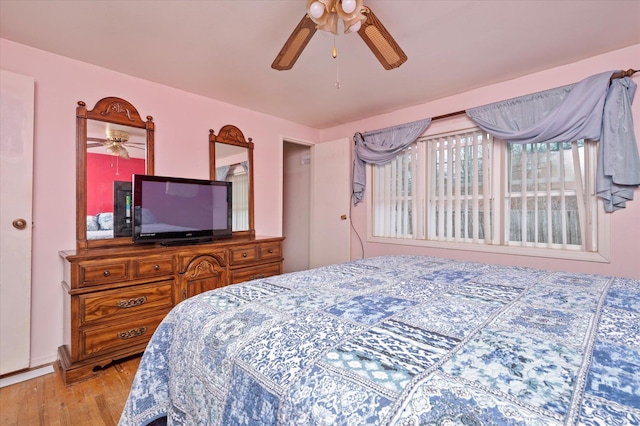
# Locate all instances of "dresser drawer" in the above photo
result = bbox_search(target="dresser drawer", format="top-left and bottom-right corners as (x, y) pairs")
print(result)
(230, 262), (282, 284)
(81, 312), (167, 359)
(79, 260), (129, 286)
(258, 242), (281, 261)
(133, 256), (175, 278)
(229, 245), (258, 265)
(79, 280), (175, 325)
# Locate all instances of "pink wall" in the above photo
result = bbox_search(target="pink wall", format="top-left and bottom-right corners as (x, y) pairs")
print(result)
(0, 38), (318, 367)
(1, 37), (638, 369)
(320, 44), (640, 279)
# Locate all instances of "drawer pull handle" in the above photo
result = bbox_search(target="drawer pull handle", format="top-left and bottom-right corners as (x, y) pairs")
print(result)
(103, 270), (111, 277)
(117, 296), (147, 309)
(242, 252), (248, 258)
(182, 289), (187, 300)
(117, 327), (147, 340)
(154, 264), (160, 271)
(268, 249), (274, 254)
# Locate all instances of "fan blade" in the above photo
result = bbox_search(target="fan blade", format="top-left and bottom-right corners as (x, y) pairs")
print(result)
(87, 137), (107, 142)
(271, 14), (317, 71)
(357, 6), (407, 70)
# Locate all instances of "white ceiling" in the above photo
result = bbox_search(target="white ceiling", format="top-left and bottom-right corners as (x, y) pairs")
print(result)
(1, 1), (639, 129)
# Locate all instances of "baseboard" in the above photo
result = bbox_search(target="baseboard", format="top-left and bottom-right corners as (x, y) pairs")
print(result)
(0, 364), (55, 388)
(29, 352), (58, 368)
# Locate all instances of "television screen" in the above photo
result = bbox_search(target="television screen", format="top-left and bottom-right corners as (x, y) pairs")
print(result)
(132, 174), (232, 245)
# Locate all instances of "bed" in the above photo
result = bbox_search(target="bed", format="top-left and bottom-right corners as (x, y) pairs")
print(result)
(119, 255), (639, 425)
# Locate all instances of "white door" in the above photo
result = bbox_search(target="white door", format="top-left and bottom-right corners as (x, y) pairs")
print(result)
(309, 137), (351, 268)
(0, 70), (34, 374)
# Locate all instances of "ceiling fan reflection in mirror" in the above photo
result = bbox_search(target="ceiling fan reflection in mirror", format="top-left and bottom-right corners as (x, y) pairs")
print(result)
(272, 0), (407, 71)
(87, 129), (144, 159)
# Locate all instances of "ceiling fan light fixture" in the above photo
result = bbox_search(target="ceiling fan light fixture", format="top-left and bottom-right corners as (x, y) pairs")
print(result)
(306, 0), (364, 36)
(272, 2), (406, 71)
(118, 146), (130, 159)
(345, 19), (362, 33)
(316, 11), (339, 34)
(341, 0), (357, 14)
(308, 1), (325, 19)
(335, 0), (365, 33)
(106, 128), (129, 143)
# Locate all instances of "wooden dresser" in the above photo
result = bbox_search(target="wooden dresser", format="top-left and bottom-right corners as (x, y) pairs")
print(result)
(58, 236), (283, 385)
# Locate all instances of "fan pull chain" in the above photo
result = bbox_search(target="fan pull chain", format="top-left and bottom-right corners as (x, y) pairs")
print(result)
(333, 35), (340, 89)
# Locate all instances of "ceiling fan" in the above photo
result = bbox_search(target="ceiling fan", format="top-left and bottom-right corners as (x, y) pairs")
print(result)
(272, 0), (407, 71)
(87, 129), (144, 159)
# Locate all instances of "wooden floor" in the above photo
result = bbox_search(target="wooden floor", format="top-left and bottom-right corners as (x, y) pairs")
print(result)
(0, 355), (141, 426)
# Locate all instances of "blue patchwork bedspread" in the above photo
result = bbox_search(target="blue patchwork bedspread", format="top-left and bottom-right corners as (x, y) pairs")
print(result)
(119, 255), (640, 425)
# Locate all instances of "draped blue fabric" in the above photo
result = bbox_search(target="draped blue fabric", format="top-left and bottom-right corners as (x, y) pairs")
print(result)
(353, 118), (432, 204)
(215, 165), (231, 181)
(597, 77), (640, 211)
(466, 71), (639, 211)
(466, 71), (613, 144)
(240, 161), (249, 174)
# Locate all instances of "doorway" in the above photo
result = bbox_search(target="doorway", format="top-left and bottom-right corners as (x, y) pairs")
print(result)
(282, 137), (352, 273)
(282, 141), (311, 273)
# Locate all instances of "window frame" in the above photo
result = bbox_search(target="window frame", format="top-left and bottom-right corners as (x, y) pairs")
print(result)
(365, 115), (610, 263)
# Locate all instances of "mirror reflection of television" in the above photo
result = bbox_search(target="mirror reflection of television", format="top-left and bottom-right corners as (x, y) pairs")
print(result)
(132, 174), (232, 246)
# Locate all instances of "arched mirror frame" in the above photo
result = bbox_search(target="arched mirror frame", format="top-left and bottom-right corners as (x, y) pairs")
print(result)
(209, 125), (255, 239)
(76, 97), (154, 249)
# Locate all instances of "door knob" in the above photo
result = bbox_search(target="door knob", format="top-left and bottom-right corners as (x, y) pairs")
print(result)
(340, 215), (347, 220)
(12, 219), (27, 230)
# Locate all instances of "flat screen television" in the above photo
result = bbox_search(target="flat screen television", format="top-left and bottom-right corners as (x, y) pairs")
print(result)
(132, 174), (232, 245)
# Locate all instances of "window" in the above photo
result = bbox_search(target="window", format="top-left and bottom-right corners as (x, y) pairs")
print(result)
(506, 140), (598, 251)
(370, 121), (606, 260)
(224, 164), (249, 231)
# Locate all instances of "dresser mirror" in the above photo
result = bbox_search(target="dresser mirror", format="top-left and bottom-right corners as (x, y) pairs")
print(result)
(209, 125), (255, 238)
(76, 97), (154, 249)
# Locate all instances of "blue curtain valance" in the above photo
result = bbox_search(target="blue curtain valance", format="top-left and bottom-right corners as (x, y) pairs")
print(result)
(352, 71), (638, 211)
(466, 71), (639, 212)
(215, 165), (231, 181)
(352, 118), (432, 204)
(597, 77), (639, 211)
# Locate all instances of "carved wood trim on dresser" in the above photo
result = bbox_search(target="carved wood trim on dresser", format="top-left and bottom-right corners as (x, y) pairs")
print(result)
(58, 236), (283, 385)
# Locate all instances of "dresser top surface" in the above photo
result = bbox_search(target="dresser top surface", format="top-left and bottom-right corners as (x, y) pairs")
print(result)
(60, 236), (284, 260)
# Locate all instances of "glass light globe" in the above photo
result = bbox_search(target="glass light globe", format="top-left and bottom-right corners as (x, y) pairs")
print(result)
(348, 20), (362, 33)
(341, 0), (356, 14)
(309, 1), (325, 19)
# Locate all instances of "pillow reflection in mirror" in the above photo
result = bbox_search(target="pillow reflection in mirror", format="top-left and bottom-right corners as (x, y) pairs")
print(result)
(87, 215), (99, 231)
(96, 212), (114, 231)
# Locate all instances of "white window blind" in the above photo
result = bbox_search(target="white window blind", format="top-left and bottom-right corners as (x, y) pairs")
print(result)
(427, 129), (493, 243)
(372, 144), (416, 238)
(370, 125), (600, 256)
(506, 140), (597, 251)
(226, 166), (249, 231)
